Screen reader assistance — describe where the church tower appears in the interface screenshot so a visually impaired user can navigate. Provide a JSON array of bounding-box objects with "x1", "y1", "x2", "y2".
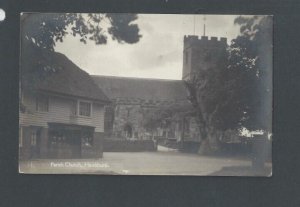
[{"x1": 182, "y1": 35, "x2": 228, "y2": 81}]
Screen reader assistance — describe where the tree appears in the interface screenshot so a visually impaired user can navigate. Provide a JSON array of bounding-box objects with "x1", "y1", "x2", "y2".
[
  {"x1": 20, "y1": 13, "x2": 141, "y2": 91},
  {"x1": 21, "y1": 13, "x2": 141, "y2": 50},
  {"x1": 228, "y1": 16, "x2": 273, "y2": 169},
  {"x1": 184, "y1": 51, "x2": 237, "y2": 154},
  {"x1": 229, "y1": 15, "x2": 272, "y2": 132},
  {"x1": 184, "y1": 15, "x2": 272, "y2": 154},
  {"x1": 142, "y1": 107, "x2": 172, "y2": 136},
  {"x1": 142, "y1": 101, "x2": 192, "y2": 139}
]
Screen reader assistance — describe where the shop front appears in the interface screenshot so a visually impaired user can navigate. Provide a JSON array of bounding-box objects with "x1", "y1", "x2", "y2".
[{"x1": 47, "y1": 123, "x2": 96, "y2": 159}]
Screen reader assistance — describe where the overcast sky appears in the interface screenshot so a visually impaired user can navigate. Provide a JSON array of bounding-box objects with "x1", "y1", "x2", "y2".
[{"x1": 55, "y1": 14, "x2": 242, "y2": 80}]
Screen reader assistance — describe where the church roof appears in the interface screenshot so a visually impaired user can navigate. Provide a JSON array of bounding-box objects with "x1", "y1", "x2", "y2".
[{"x1": 92, "y1": 75, "x2": 188, "y2": 102}]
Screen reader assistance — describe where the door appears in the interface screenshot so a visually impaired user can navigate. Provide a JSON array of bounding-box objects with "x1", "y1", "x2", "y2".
[
  {"x1": 124, "y1": 124, "x2": 133, "y2": 138},
  {"x1": 30, "y1": 128, "x2": 41, "y2": 159},
  {"x1": 67, "y1": 130, "x2": 81, "y2": 158}
]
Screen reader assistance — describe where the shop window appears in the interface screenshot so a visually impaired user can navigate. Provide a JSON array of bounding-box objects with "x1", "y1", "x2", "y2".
[
  {"x1": 36, "y1": 95, "x2": 49, "y2": 112},
  {"x1": 81, "y1": 131, "x2": 93, "y2": 147},
  {"x1": 79, "y1": 101, "x2": 92, "y2": 117},
  {"x1": 48, "y1": 130, "x2": 65, "y2": 145}
]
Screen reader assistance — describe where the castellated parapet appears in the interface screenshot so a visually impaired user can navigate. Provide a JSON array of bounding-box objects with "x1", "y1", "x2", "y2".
[
  {"x1": 182, "y1": 35, "x2": 228, "y2": 81},
  {"x1": 183, "y1": 35, "x2": 227, "y2": 50}
]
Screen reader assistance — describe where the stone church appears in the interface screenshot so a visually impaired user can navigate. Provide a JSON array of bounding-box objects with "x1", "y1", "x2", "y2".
[{"x1": 92, "y1": 35, "x2": 227, "y2": 143}]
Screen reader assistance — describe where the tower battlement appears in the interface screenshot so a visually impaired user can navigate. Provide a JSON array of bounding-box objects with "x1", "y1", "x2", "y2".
[
  {"x1": 182, "y1": 35, "x2": 228, "y2": 81},
  {"x1": 183, "y1": 35, "x2": 227, "y2": 49}
]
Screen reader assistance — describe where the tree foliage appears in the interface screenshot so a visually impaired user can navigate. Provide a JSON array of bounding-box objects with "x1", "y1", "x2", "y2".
[
  {"x1": 229, "y1": 15, "x2": 272, "y2": 131},
  {"x1": 21, "y1": 13, "x2": 141, "y2": 50},
  {"x1": 20, "y1": 13, "x2": 141, "y2": 92},
  {"x1": 142, "y1": 108, "x2": 172, "y2": 133},
  {"x1": 184, "y1": 15, "x2": 272, "y2": 148},
  {"x1": 142, "y1": 100, "x2": 194, "y2": 134},
  {"x1": 184, "y1": 49, "x2": 232, "y2": 143}
]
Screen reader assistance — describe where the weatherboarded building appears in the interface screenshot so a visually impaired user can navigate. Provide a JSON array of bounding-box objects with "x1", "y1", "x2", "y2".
[{"x1": 19, "y1": 45, "x2": 110, "y2": 159}]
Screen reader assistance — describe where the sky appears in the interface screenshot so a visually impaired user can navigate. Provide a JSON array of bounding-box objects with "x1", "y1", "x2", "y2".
[{"x1": 55, "y1": 14, "x2": 242, "y2": 80}]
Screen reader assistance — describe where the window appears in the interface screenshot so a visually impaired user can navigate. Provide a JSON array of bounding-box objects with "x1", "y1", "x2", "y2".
[
  {"x1": 115, "y1": 106, "x2": 119, "y2": 116},
  {"x1": 79, "y1": 101, "x2": 92, "y2": 117},
  {"x1": 36, "y1": 95, "x2": 49, "y2": 112},
  {"x1": 31, "y1": 130, "x2": 37, "y2": 146},
  {"x1": 71, "y1": 100, "x2": 77, "y2": 116},
  {"x1": 126, "y1": 108, "x2": 131, "y2": 118},
  {"x1": 81, "y1": 130, "x2": 93, "y2": 147},
  {"x1": 184, "y1": 119, "x2": 190, "y2": 133}
]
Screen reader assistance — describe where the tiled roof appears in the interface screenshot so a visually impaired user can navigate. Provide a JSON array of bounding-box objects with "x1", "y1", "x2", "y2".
[
  {"x1": 92, "y1": 75, "x2": 188, "y2": 102},
  {"x1": 21, "y1": 44, "x2": 110, "y2": 103}
]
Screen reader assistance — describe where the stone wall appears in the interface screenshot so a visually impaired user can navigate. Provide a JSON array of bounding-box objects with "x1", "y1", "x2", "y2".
[
  {"x1": 113, "y1": 103, "x2": 144, "y2": 138},
  {"x1": 105, "y1": 98, "x2": 202, "y2": 144},
  {"x1": 110, "y1": 99, "x2": 172, "y2": 139},
  {"x1": 182, "y1": 35, "x2": 227, "y2": 81},
  {"x1": 103, "y1": 138, "x2": 157, "y2": 152}
]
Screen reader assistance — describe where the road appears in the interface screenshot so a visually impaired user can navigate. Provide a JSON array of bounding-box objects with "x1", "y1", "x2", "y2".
[
  {"x1": 19, "y1": 145, "x2": 270, "y2": 176},
  {"x1": 100, "y1": 145, "x2": 260, "y2": 175}
]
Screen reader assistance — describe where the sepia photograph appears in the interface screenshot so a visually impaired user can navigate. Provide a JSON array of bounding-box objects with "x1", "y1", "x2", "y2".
[{"x1": 19, "y1": 13, "x2": 272, "y2": 176}]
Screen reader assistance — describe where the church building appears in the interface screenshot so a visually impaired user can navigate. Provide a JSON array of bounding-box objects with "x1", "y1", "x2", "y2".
[{"x1": 92, "y1": 35, "x2": 228, "y2": 145}]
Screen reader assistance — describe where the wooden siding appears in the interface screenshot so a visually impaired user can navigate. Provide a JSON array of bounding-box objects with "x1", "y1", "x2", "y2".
[{"x1": 19, "y1": 92, "x2": 105, "y2": 132}]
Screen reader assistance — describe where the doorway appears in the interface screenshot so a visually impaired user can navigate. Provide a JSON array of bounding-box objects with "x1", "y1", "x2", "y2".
[
  {"x1": 30, "y1": 128, "x2": 41, "y2": 159},
  {"x1": 124, "y1": 123, "x2": 133, "y2": 138}
]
